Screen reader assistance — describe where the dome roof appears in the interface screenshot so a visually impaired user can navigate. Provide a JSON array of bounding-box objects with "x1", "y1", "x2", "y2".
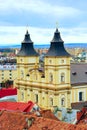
[
  {"x1": 17, "y1": 30, "x2": 39, "y2": 56},
  {"x1": 45, "y1": 28, "x2": 70, "y2": 57}
]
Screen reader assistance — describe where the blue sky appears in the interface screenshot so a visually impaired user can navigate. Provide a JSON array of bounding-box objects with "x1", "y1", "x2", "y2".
[{"x1": 0, "y1": 0, "x2": 87, "y2": 45}]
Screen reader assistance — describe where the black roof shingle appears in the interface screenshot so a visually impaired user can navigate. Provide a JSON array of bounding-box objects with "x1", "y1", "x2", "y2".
[
  {"x1": 71, "y1": 63, "x2": 87, "y2": 85},
  {"x1": 17, "y1": 30, "x2": 39, "y2": 56},
  {"x1": 45, "y1": 28, "x2": 70, "y2": 57}
]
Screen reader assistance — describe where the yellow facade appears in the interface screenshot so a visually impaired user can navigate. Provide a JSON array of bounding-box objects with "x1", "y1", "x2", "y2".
[
  {"x1": 17, "y1": 57, "x2": 87, "y2": 109},
  {"x1": 71, "y1": 85, "x2": 87, "y2": 103},
  {"x1": 16, "y1": 53, "x2": 72, "y2": 109},
  {"x1": 16, "y1": 29, "x2": 87, "y2": 109}
]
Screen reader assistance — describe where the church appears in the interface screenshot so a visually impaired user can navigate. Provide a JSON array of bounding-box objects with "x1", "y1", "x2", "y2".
[{"x1": 16, "y1": 28, "x2": 87, "y2": 109}]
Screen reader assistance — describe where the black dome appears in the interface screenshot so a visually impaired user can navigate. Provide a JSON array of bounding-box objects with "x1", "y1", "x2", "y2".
[
  {"x1": 17, "y1": 30, "x2": 39, "y2": 56},
  {"x1": 45, "y1": 28, "x2": 70, "y2": 57}
]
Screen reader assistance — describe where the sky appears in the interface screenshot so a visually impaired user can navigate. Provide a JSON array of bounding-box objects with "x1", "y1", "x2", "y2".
[{"x1": 0, "y1": 0, "x2": 87, "y2": 45}]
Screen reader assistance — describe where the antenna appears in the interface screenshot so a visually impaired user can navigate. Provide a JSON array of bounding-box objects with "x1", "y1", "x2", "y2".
[
  {"x1": 56, "y1": 21, "x2": 58, "y2": 29},
  {"x1": 26, "y1": 24, "x2": 29, "y2": 32}
]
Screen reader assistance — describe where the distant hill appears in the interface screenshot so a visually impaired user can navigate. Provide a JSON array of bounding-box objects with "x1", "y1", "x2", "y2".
[
  {"x1": 65, "y1": 43, "x2": 87, "y2": 48},
  {"x1": 0, "y1": 43, "x2": 87, "y2": 49}
]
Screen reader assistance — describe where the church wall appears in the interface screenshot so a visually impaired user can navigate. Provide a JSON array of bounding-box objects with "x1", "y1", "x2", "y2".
[
  {"x1": 16, "y1": 29, "x2": 75, "y2": 109},
  {"x1": 17, "y1": 56, "x2": 39, "y2": 64},
  {"x1": 44, "y1": 57, "x2": 71, "y2": 89}
]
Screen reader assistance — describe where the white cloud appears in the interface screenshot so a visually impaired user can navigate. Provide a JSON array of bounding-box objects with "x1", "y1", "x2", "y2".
[
  {"x1": 0, "y1": 0, "x2": 86, "y2": 45},
  {"x1": 0, "y1": 26, "x2": 54, "y2": 44},
  {"x1": 61, "y1": 27, "x2": 87, "y2": 43},
  {"x1": 0, "y1": 0, "x2": 81, "y2": 18},
  {"x1": 0, "y1": 26, "x2": 87, "y2": 45}
]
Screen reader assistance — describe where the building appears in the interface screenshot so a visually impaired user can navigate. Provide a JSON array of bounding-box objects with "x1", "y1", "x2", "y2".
[
  {"x1": 16, "y1": 28, "x2": 87, "y2": 109},
  {"x1": 0, "y1": 101, "x2": 35, "y2": 112},
  {"x1": 0, "y1": 64, "x2": 17, "y2": 87},
  {"x1": 0, "y1": 110, "x2": 87, "y2": 130}
]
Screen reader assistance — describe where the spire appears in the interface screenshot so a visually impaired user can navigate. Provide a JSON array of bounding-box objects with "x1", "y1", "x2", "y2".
[
  {"x1": 51, "y1": 28, "x2": 63, "y2": 43},
  {"x1": 56, "y1": 21, "x2": 58, "y2": 29},
  {"x1": 22, "y1": 30, "x2": 33, "y2": 43},
  {"x1": 45, "y1": 28, "x2": 70, "y2": 57},
  {"x1": 17, "y1": 30, "x2": 39, "y2": 56}
]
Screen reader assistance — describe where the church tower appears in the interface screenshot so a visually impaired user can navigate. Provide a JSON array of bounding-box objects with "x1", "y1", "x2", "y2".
[
  {"x1": 44, "y1": 28, "x2": 71, "y2": 108},
  {"x1": 16, "y1": 30, "x2": 39, "y2": 102},
  {"x1": 16, "y1": 28, "x2": 71, "y2": 109}
]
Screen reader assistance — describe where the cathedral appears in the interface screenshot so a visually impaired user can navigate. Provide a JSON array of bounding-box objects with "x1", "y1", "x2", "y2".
[{"x1": 16, "y1": 28, "x2": 87, "y2": 109}]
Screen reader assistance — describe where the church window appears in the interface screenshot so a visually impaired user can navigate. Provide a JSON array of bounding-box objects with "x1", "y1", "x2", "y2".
[
  {"x1": 61, "y1": 98, "x2": 65, "y2": 106},
  {"x1": 21, "y1": 70, "x2": 24, "y2": 78},
  {"x1": 35, "y1": 94, "x2": 38, "y2": 103},
  {"x1": 49, "y1": 60, "x2": 52, "y2": 64},
  {"x1": 35, "y1": 74, "x2": 37, "y2": 80},
  {"x1": 61, "y1": 59, "x2": 64, "y2": 63},
  {"x1": 49, "y1": 73, "x2": 53, "y2": 83},
  {"x1": 21, "y1": 92, "x2": 24, "y2": 100},
  {"x1": 2, "y1": 77, "x2": 4, "y2": 80},
  {"x1": 79, "y1": 92, "x2": 84, "y2": 101},
  {"x1": 20, "y1": 59, "x2": 23, "y2": 62},
  {"x1": 61, "y1": 73, "x2": 65, "y2": 83},
  {"x1": 2, "y1": 73, "x2": 4, "y2": 76},
  {"x1": 50, "y1": 97, "x2": 53, "y2": 106}
]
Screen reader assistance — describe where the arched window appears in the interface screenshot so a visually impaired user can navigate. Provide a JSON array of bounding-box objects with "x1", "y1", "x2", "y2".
[
  {"x1": 49, "y1": 60, "x2": 52, "y2": 64},
  {"x1": 21, "y1": 70, "x2": 24, "y2": 78},
  {"x1": 79, "y1": 92, "x2": 84, "y2": 101},
  {"x1": 49, "y1": 73, "x2": 53, "y2": 83},
  {"x1": 20, "y1": 59, "x2": 23, "y2": 62},
  {"x1": 35, "y1": 94, "x2": 38, "y2": 103},
  {"x1": 61, "y1": 73, "x2": 65, "y2": 83},
  {"x1": 61, "y1": 59, "x2": 64, "y2": 63},
  {"x1": 21, "y1": 91, "x2": 24, "y2": 100},
  {"x1": 61, "y1": 97, "x2": 65, "y2": 106},
  {"x1": 35, "y1": 74, "x2": 37, "y2": 80},
  {"x1": 50, "y1": 97, "x2": 53, "y2": 106}
]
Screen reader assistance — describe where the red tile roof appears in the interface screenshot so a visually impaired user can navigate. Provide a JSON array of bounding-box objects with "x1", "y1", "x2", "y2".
[
  {"x1": 0, "y1": 101, "x2": 34, "y2": 112},
  {"x1": 0, "y1": 111, "x2": 35, "y2": 130},
  {"x1": 0, "y1": 88, "x2": 17, "y2": 98},
  {"x1": 77, "y1": 110, "x2": 87, "y2": 126},
  {"x1": 0, "y1": 110, "x2": 87, "y2": 130},
  {"x1": 40, "y1": 109, "x2": 59, "y2": 121}
]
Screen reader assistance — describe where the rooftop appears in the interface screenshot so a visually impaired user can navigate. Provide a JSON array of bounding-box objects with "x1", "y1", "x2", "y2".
[
  {"x1": 0, "y1": 101, "x2": 34, "y2": 113},
  {"x1": 71, "y1": 101, "x2": 87, "y2": 110},
  {"x1": 17, "y1": 30, "x2": 39, "y2": 56},
  {"x1": 71, "y1": 63, "x2": 87, "y2": 85},
  {"x1": 45, "y1": 28, "x2": 70, "y2": 57},
  {"x1": 0, "y1": 88, "x2": 17, "y2": 98},
  {"x1": 0, "y1": 110, "x2": 87, "y2": 130},
  {"x1": 0, "y1": 64, "x2": 16, "y2": 70}
]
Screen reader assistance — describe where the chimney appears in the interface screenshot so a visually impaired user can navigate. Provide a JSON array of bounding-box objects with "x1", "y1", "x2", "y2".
[{"x1": 26, "y1": 117, "x2": 35, "y2": 128}]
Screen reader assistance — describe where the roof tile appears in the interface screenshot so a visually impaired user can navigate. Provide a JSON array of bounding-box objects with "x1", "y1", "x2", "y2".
[{"x1": 0, "y1": 110, "x2": 87, "y2": 130}]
